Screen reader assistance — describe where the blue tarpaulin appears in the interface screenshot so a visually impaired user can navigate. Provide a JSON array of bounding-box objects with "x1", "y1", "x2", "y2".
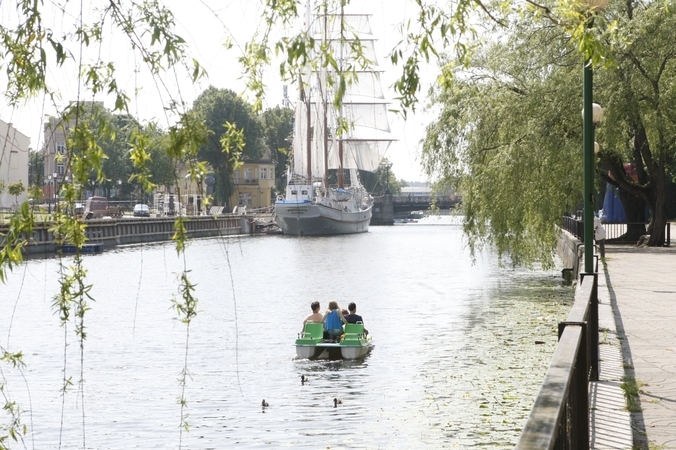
[{"x1": 602, "y1": 184, "x2": 626, "y2": 223}]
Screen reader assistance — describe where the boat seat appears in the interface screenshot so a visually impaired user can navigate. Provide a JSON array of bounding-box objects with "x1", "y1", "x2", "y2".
[
  {"x1": 296, "y1": 322, "x2": 324, "y2": 345},
  {"x1": 344, "y1": 323, "x2": 364, "y2": 336},
  {"x1": 340, "y1": 323, "x2": 365, "y2": 345}
]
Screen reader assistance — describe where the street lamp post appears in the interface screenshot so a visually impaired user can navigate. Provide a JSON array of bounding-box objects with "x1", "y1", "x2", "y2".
[
  {"x1": 582, "y1": 101, "x2": 603, "y2": 273},
  {"x1": 579, "y1": 0, "x2": 608, "y2": 388},
  {"x1": 48, "y1": 175, "x2": 52, "y2": 214},
  {"x1": 580, "y1": 0, "x2": 609, "y2": 274},
  {"x1": 52, "y1": 172, "x2": 58, "y2": 213}
]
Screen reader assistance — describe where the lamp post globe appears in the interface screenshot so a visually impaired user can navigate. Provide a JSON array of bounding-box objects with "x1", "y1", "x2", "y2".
[
  {"x1": 582, "y1": 103, "x2": 604, "y2": 124},
  {"x1": 48, "y1": 175, "x2": 52, "y2": 214}
]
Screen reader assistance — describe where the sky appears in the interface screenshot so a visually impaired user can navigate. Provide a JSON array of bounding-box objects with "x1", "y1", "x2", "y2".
[{"x1": 0, "y1": 0, "x2": 439, "y2": 182}]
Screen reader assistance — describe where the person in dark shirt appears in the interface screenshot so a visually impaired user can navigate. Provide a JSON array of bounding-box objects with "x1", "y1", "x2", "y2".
[{"x1": 344, "y1": 302, "x2": 368, "y2": 336}]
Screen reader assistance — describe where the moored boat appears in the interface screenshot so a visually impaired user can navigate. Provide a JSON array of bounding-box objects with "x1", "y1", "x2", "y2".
[
  {"x1": 274, "y1": 3, "x2": 395, "y2": 236},
  {"x1": 59, "y1": 243, "x2": 104, "y2": 253},
  {"x1": 295, "y1": 322, "x2": 373, "y2": 360}
]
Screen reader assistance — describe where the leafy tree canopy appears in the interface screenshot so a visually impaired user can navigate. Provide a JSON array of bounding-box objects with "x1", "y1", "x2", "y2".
[
  {"x1": 7, "y1": 179, "x2": 26, "y2": 200},
  {"x1": 261, "y1": 106, "x2": 294, "y2": 194},
  {"x1": 422, "y1": 0, "x2": 676, "y2": 267},
  {"x1": 191, "y1": 86, "x2": 264, "y2": 205},
  {"x1": 361, "y1": 161, "x2": 403, "y2": 195}
]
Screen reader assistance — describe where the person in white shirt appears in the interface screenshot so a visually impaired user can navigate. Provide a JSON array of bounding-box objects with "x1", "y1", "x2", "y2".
[{"x1": 594, "y1": 215, "x2": 606, "y2": 258}]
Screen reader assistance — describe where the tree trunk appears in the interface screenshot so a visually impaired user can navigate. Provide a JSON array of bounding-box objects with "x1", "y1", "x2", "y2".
[
  {"x1": 618, "y1": 188, "x2": 647, "y2": 242},
  {"x1": 647, "y1": 181, "x2": 668, "y2": 246},
  {"x1": 631, "y1": 121, "x2": 667, "y2": 246}
]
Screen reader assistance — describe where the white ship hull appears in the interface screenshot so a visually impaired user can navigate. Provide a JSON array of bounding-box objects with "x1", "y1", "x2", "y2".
[{"x1": 275, "y1": 201, "x2": 371, "y2": 236}]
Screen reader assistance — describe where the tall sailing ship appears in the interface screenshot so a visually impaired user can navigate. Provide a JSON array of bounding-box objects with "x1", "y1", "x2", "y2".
[{"x1": 274, "y1": 3, "x2": 395, "y2": 236}]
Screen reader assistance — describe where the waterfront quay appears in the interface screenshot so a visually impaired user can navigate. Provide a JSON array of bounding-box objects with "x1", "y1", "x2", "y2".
[
  {"x1": 594, "y1": 246, "x2": 676, "y2": 449},
  {"x1": 524, "y1": 229, "x2": 675, "y2": 449},
  {"x1": 0, "y1": 214, "x2": 256, "y2": 255}
]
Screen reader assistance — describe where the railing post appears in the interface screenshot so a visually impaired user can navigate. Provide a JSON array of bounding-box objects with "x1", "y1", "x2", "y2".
[
  {"x1": 667, "y1": 223, "x2": 671, "y2": 247},
  {"x1": 557, "y1": 321, "x2": 590, "y2": 450},
  {"x1": 580, "y1": 273, "x2": 599, "y2": 382},
  {"x1": 574, "y1": 321, "x2": 589, "y2": 450},
  {"x1": 590, "y1": 274, "x2": 598, "y2": 382}
]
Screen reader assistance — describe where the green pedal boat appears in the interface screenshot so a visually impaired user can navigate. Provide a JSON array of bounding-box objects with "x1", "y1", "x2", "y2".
[{"x1": 295, "y1": 323, "x2": 373, "y2": 360}]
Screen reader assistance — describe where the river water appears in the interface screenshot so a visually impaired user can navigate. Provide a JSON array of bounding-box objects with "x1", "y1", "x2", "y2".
[{"x1": 1, "y1": 216, "x2": 573, "y2": 449}]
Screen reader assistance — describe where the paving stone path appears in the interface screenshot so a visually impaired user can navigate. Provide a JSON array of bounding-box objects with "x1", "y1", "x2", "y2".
[{"x1": 592, "y1": 246, "x2": 676, "y2": 449}]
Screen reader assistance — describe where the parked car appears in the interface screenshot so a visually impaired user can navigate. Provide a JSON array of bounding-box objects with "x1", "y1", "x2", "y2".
[{"x1": 133, "y1": 204, "x2": 150, "y2": 217}]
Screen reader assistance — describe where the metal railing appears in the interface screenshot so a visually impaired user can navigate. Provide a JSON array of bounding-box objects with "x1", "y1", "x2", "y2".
[
  {"x1": 516, "y1": 273, "x2": 598, "y2": 450},
  {"x1": 562, "y1": 216, "x2": 671, "y2": 246}
]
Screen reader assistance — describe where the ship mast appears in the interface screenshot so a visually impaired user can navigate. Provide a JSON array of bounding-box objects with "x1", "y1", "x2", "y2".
[
  {"x1": 337, "y1": 0, "x2": 345, "y2": 189},
  {"x1": 305, "y1": 1, "x2": 312, "y2": 182},
  {"x1": 323, "y1": 8, "x2": 329, "y2": 189}
]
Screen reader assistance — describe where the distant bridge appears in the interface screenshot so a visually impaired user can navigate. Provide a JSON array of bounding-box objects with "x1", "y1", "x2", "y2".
[
  {"x1": 370, "y1": 194, "x2": 462, "y2": 225},
  {"x1": 391, "y1": 195, "x2": 461, "y2": 214}
]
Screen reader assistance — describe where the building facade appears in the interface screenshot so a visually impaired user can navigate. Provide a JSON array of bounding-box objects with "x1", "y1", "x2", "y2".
[
  {"x1": 230, "y1": 150, "x2": 275, "y2": 210},
  {"x1": 0, "y1": 119, "x2": 30, "y2": 207},
  {"x1": 42, "y1": 102, "x2": 105, "y2": 202},
  {"x1": 42, "y1": 115, "x2": 69, "y2": 179}
]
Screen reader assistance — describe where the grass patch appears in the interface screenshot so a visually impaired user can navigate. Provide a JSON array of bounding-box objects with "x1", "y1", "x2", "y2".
[{"x1": 620, "y1": 376, "x2": 643, "y2": 413}]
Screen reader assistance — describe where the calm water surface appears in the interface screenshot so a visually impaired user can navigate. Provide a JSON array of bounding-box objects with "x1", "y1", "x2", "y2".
[{"x1": 1, "y1": 217, "x2": 573, "y2": 449}]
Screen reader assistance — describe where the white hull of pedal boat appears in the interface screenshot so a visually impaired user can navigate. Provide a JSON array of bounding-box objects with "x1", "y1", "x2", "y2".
[
  {"x1": 295, "y1": 322, "x2": 373, "y2": 360},
  {"x1": 340, "y1": 342, "x2": 374, "y2": 359},
  {"x1": 295, "y1": 341, "x2": 374, "y2": 360},
  {"x1": 295, "y1": 342, "x2": 342, "y2": 360}
]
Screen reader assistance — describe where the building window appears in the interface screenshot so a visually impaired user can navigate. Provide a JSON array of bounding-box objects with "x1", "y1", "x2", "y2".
[
  {"x1": 56, "y1": 142, "x2": 66, "y2": 155},
  {"x1": 238, "y1": 192, "x2": 252, "y2": 206},
  {"x1": 57, "y1": 163, "x2": 65, "y2": 175},
  {"x1": 260, "y1": 167, "x2": 267, "y2": 180},
  {"x1": 244, "y1": 168, "x2": 252, "y2": 180}
]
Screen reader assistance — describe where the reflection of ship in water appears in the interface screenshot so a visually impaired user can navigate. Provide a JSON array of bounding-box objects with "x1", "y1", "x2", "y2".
[{"x1": 274, "y1": 2, "x2": 395, "y2": 236}]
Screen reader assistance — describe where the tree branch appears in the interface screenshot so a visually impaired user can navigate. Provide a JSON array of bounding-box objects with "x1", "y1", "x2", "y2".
[
  {"x1": 473, "y1": 0, "x2": 508, "y2": 27},
  {"x1": 522, "y1": 0, "x2": 562, "y2": 26}
]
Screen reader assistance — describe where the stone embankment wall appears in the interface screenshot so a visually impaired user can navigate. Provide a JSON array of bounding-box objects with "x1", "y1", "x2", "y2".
[
  {"x1": 1, "y1": 214, "x2": 255, "y2": 255},
  {"x1": 371, "y1": 194, "x2": 394, "y2": 225},
  {"x1": 557, "y1": 228, "x2": 584, "y2": 280}
]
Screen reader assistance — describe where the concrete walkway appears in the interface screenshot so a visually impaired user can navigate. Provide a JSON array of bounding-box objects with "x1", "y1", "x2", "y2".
[{"x1": 591, "y1": 246, "x2": 676, "y2": 449}]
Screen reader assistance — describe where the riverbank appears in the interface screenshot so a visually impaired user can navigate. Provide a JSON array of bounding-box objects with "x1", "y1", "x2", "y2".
[
  {"x1": 0, "y1": 214, "x2": 257, "y2": 255},
  {"x1": 554, "y1": 231, "x2": 675, "y2": 449}
]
